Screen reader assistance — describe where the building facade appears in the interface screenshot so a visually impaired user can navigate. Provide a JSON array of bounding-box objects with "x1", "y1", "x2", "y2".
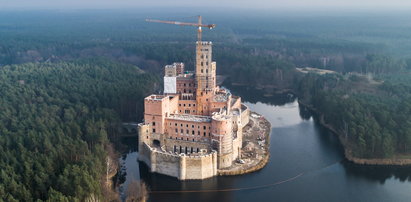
[{"x1": 138, "y1": 41, "x2": 250, "y2": 180}]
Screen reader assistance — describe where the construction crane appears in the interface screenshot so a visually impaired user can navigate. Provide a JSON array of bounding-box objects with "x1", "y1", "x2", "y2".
[{"x1": 145, "y1": 16, "x2": 216, "y2": 43}]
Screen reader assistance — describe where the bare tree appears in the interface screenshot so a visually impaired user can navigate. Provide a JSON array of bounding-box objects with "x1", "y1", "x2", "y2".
[{"x1": 126, "y1": 180, "x2": 148, "y2": 202}]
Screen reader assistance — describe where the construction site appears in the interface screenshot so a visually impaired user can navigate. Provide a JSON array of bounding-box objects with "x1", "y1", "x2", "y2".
[{"x1": 137, "y1": 16, "x2": 270, "y2": 180}]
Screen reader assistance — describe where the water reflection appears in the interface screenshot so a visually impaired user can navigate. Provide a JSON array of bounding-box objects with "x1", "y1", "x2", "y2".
[{"x1": 342, "y1": 160, "x2": 411, "y2": 184}]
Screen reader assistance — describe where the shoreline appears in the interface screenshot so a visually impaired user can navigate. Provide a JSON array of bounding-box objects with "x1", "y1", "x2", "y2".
[
  {"x1": 218, "y1": 112, "x2": 271, "y2": 176},
  {"x1": 298, "y1": 100, "x2": 411, "y2": 166}
]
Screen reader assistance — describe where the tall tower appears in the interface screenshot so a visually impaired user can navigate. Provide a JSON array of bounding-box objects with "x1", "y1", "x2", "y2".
[{"x1": 195, "y1": 41, "x2": 216, "y2": 115}]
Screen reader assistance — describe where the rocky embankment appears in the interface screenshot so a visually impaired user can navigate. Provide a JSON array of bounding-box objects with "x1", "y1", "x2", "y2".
[
  {"x1": 218, "y1": 112, "x2": 271, "y2": 176},
  {"x1": 298, "y1": 100, "x2": 411, "y2": 166}
]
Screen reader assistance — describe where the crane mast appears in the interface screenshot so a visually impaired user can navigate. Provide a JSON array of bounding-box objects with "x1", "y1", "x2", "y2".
[{"x1": 146, "y1": 16, "x2": 216, "y2": 115}]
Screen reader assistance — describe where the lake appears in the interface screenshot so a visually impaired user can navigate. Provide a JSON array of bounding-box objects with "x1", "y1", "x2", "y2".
[{"x1": 118, "y1": 89, "x2": 411, "y2": 202}]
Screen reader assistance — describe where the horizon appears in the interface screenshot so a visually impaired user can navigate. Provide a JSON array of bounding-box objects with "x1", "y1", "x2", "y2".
[{"x1": 1, "y1": 0, "x2": 411, "y2": 13}]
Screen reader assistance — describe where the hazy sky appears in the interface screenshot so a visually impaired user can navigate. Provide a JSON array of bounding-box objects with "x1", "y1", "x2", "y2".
[{"x1": 1, "y1": 0, "x2": 411, "y2": 10}]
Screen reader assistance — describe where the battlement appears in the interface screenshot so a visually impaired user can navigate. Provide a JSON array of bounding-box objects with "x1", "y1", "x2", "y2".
[
  {"x1": 145, "y1": 94, "x2": 167, "y2": 101},
  {"x1": 139, "y1": 142, "x2": 218, "y2": 180},
  {"x1": 196, "y1": 41, "x2": 213, "y2": 46}
]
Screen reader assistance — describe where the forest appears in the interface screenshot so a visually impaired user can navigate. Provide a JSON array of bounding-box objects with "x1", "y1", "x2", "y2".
[
  {"x1": 296, "y1": 71, "x2": 411, "y2": 158},
  {"x1": 1, "y1": 9, "x2": 411, "y2": 201},
  {"x1": 0, "y1": 59, "x2": 158, "y2": 201}
]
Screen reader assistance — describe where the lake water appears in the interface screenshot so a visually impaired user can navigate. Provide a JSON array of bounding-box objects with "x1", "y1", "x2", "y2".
[{"x1": 119, "y1": 90, "x2": 411, "y2": 202}]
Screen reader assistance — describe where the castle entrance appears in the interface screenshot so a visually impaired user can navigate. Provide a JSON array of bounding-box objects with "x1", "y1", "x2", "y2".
[{"x1": 152, "y1": 140, "x2": 160, "y2": 147}]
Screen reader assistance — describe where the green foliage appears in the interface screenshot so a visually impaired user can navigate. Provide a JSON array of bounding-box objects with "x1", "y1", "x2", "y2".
[
  {"x1": 297, "y1": 72, "x2": 411, "y2": 158},
  {"x1": 0, "y1": 60, "x2": 157, "y2": 201}
]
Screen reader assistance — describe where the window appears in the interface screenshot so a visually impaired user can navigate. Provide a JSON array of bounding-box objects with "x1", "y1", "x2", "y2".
[
  {"x1": 192, "y1": 130, "x2": 195, "y2": 135},
  {"x1": 189, "y1": 104, "x2": 191, "y2": 107},
  {"x1": 152, "y1": 122, "x2": 155, "y2": 126},
  {"x1": 153, "y1": 129, "x2": 156, "y2": 133},
  {"x1": 198, "y1": 131, "x2": 200, "y2": 135},
  {"x1": 193, "y1": 104, "x2": 196, "y2": 106},
  {"x1": 186, "y1": 130, "x2": 189, "y2": 134},
  {"x1": 175, "y1": 129, "x2": 178, "y2": 133},
  {"x1": 203, "y1": 132, "x2": 206, "y2": 137},
  {"x1": 181, "y1": 129, "x2": 183, "y2": 133},
  {"x1": 179, "y1": 104, "x2": 181, "y2": 106},
  {"x1": 206, "y1": 69, "x2": 208, "y2": 73},
  {"x1": 201, "y1": 62, "x2": 203, "y2": 66},
  {"x1": 203, "y1": 126, "x2": 206, "y2": 130},
  {"x1": 183, "y1": 104, "x2": 186, "y2": 107},
  {"x1": 184, "y1": 83, "x2": 186, "y2": 87},
  {"x1": 175, "y1": 123, "x2": 177, "y2": 126},
  {"x1": 186, "y1": 124, "x2": 189, "y2": 127}
]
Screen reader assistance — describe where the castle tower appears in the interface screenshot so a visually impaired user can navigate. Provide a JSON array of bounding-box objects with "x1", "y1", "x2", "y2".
[
  {"x1": 211, "y1": 115, "x2": 233, "y2": 169},
  {"x1": 195, "y1": 41, "x2": 216, "y2": 115}
]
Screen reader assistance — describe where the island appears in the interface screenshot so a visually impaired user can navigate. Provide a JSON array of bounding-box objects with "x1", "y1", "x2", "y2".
[{"x1": 137, "y1": 40, "x2": 270, "y2": 180}]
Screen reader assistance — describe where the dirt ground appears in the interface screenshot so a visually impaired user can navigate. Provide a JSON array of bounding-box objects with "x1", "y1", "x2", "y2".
[{"x1": 219, "y1": 112, "x2": 271, "y2": 173}]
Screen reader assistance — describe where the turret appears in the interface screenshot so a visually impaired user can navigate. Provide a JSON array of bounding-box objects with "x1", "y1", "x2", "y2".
[{"x1": 211, "y1": 113, "x2": 233, "y2": 168}]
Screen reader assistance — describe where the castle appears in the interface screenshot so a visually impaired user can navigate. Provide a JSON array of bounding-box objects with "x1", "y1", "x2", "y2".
[{"x1": 138, "y1": 41, "x2": 250, "y2": 180}]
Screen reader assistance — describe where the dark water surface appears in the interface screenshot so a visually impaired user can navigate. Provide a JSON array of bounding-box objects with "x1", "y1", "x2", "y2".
[{"x1": 119, "y1": 91, "x2": 411, "y2": 202}]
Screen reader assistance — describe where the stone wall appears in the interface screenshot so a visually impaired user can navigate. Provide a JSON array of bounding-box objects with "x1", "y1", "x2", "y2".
[
  {"x1": 240, "y1": 104, "x2": 250, "y2": 126},
  {"x1": 138, "y1": 142, "x2": 218, "y2": 180},
  {"x1": 164, "y1": 138, "x2": 211, "y2": 153}
]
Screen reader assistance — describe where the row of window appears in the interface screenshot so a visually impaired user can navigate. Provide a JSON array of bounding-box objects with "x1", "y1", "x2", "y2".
[
  {"x1": 180, "y1": 83, "x2": 193, "y2": 87},
  {"x1": 200, "y1": 68, "x2": 210, "y2": 73},
  {"x1": 174, "y1": 145, "x2": 201, "y2": 154},
  {"x1": 179, "y1": 109, "x2": 195, "y2": 114},
  {"x1": 178, "y1": 89, "x2": 193, "y2": 94},
  {"x1": 173, "y1": 129, "x2": 211, "y2": 137},
  {"x1": 169, "y1": 123, "x2": 210, "y2": 130},
  {"x1": 179, "y1": 103, "x2": 195, "y2": 107},
  {"x1": 200, "y1": 62, "x2": 209, "y2": 67}
]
